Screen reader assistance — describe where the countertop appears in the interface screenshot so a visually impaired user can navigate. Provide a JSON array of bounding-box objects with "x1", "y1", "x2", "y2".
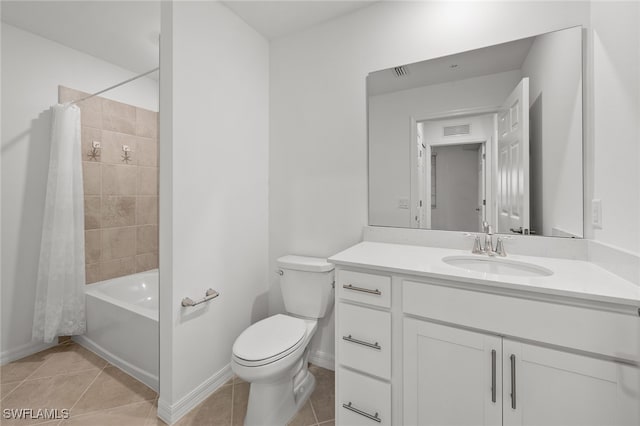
[{"x1": 328, "y1": 241, "x2": 640, "y2": 308}]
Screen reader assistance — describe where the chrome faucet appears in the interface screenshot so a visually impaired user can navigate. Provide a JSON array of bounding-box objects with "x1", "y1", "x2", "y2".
[{"x1": 470, "y1": 222, "x2": 507, "y2": 257}]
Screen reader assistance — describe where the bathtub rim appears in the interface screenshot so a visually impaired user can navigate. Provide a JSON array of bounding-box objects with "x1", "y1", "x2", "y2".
[{"x1": 85, "y1": 269, "x2": 159, "y2": 322}]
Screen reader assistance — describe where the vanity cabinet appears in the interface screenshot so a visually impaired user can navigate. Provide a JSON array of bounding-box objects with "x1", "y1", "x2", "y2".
[
  {"x1": 404, "y1": 318, "x2": 639, "y2": 426},
  {"x1": 403, "y1": 318, "x2": 502, "y2": 426},
  {"x1": 332, "y1": 257, "x2": 639, "y2": 426}
]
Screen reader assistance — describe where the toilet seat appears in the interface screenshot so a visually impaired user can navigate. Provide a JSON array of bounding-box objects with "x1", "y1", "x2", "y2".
[{"x1": 233, "y1": 314, "x2": 307, "y2": 367}]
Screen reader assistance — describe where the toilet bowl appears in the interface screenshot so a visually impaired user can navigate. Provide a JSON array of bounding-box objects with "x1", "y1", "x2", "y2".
[{"x1": 231, "y1": 255, "x2": 334, "y2": 426}]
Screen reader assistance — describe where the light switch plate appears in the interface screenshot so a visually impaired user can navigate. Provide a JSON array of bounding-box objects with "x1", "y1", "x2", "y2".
[{"x1": 592, "y1": 199, "x2": 602, "y2": 229}]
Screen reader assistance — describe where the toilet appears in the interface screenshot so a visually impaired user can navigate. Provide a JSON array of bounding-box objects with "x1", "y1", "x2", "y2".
[{"x1": 231, "y1": 255, "x2": 334, "y2": 426}]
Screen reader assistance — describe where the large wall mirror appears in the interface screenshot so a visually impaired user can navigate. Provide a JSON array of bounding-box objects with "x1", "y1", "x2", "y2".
[{"x1": 368, "y1": 26, "x2": 583, "y2": 238}]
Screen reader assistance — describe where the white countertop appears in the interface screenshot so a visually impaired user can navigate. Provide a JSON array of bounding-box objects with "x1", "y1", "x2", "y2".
[{"x1": 328, "y1": 242, "x2": 640, "y2": 308}]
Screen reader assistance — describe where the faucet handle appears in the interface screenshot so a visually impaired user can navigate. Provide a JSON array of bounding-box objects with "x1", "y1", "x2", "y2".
[
  {"x1": 495, "y1": 237, "x2": 507, "y2": 257},
  {"x1": 472, "y1": 235, "x2": 483, "y2": 254}
]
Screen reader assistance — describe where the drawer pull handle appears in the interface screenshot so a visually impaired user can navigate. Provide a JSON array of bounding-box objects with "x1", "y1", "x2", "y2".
[
  {"x1": 491, "y1": 349, "x2": 496, "y2": 403},
  {"x1": 343, "y1": 334, "x2": 381, "y2": 350},
  {"x1": 510, "y1": 354, "x2": 517, "y2": 409},
  {"x1": 343, "y1": 284, "x2": 381, "y2": 295},
  {"x1": 342, "y1": 402, "x2": 381, "y2": 423}
]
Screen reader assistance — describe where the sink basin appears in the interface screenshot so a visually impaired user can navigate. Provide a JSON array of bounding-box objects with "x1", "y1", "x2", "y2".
[{"x1": 442, "y1": 256, "x2": 553, "y2": 277}]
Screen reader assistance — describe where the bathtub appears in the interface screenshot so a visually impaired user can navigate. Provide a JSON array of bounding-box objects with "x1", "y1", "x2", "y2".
[{"x1": 74, "y1": 269, "x2": 159, "y2": 391}]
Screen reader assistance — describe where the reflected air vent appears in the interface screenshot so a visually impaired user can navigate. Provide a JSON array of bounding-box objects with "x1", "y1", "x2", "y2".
[
  {"x1": 443, "y1": 124, "x2": 470, "y2": 136},
  {"x1": 393, "y1": 65, "x2": 409, "y2": 77}
]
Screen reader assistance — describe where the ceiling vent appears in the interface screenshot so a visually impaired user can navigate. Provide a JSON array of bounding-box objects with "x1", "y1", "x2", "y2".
[
  {"x1": 443, "y1": 124, "x2": 471, "y2": 137},
  {"x1": 393, "y1": 65, "x2": 409, "y2": 77}
]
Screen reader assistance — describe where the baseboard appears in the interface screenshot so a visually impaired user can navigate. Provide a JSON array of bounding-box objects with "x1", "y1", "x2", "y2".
[
  {"x1": 73, "y1": 335, "x2": 158, "y2": 392},
  {"x1": 309, "y1": 349, "x2": 335, "y2": 371},
  {"x1": 0, "y1": 341, "x2": 56, "y2": 366},
  {"x1": 157, "y1": 363, "x2": 233, "y2": 425}
]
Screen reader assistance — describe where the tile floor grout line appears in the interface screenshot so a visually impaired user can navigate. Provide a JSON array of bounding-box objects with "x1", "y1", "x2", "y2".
[
  {"x1": 308, "y1": 397, "x2": 319, "y2": 425},
  {"x1": 67, "y1": 362, "x2": 109, "y2": 413},
  {"x1": 19, "y1": 366, "x2": 106, "y2": 384},
  {"x1": 230, "y1": 379, "x2": 235, "y2": 426}
]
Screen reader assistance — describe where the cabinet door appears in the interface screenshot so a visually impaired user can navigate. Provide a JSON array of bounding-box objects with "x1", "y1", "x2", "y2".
[
  {"x1": 503, "y1": 339, "x2": 639, "y2": 426},
  {"x1": 403, "y1": 318, "x2": 502, "y2": 426}
]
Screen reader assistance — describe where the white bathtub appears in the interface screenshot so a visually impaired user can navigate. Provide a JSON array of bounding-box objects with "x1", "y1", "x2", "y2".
[{"x1": 74, "y1": 270, "x2": 159, "y2": 391}]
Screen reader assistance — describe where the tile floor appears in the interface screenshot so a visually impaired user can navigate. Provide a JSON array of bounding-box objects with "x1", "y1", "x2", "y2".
[{"x1": 1, "y1": 342, "x2": 335, "y2": 426}]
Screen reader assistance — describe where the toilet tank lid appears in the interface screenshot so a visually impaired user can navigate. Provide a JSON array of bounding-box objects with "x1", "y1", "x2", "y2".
[{"x1": 277, "y1": 255, "x2": 334, "y2": 272}]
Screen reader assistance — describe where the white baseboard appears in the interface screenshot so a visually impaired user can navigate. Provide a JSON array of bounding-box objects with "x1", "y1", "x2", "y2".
[
  {"x1": 0, "y1": 341, "x2": 56, "y2": 366},
  {"x1": 309, "y1": 349, "x2": 334, "y2": 371},
  {"x1": 73, "y1": 335, "x2": 158, "y2": 392},
  {"x1": 157, "y1": 363, "x2": 233, "y2": 425}
]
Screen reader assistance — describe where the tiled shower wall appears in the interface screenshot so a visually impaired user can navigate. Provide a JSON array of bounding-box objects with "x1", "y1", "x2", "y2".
[{"x1": 59, "y1": 86, "x2": 158, "y2": 284}]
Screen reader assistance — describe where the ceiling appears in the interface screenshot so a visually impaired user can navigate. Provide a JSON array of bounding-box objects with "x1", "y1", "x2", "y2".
[
  {"x1": 223, "y1": 1, "x2": 376, "y2": 40},
  {"x1": 1, "y1": 1, "x2": 161, "y2": 75},
  {"x1": 1, "y1": 1, "x2": 375, "y2": 76},
  {"x1": 367, "y1": 37, "x2": 535, "y2": 96}
]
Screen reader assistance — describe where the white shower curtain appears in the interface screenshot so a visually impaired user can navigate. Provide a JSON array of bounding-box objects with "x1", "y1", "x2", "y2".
[{"x1": 32, "y1": 104, "x2": 86, "y2": 343}]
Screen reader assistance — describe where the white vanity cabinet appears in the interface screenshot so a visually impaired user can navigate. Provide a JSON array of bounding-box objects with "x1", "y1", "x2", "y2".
[
  {"x1": 404, "y1": 318, "x2": 639, "y2": 426},
  {"x1": 331, "y1": 242, "x2": 640, "y2": 426}
]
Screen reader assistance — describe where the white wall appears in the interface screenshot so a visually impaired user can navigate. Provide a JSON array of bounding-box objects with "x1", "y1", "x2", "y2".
[
  {"x1": 0, "y1": 23, "x2": 158, "y2": 363},
  {"x1": 590, "y1": 1, "x2": 640, "y2": 254},
  {"x1": 521, "y1": 26, "x2": 583, "y2": 238},
  {"x1": 158, "y1": 1, "x2": 269, "y2": 422},
  {"x1": 369, "y1": 71, "x2": 519, "y2": 228},
  {"x1": 270, "y1": 0, "x2": 591, "y2": 364}
]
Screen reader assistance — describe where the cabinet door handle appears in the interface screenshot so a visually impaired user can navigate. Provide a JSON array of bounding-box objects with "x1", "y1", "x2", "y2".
[
  {"x1": 510, "y1": 354, "x2": 517, "y2": 409},
  {"x1": 342, "y1": 402, "x2": 382, "y2": 423},
  {"x1": 342, "y1": 284, "x2": 381, "y2": 295},
  {"x1": 342, "y1": 334, "x2": 381, "y2": 350},
  {"x1": 491, "y1": 349, "x2": 497, "y2": 403}
]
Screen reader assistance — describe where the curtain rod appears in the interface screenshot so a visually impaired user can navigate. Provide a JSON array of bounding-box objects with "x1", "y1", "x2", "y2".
[{"x1": 68, "y1": 67, "x2": 159, "y2": 105}]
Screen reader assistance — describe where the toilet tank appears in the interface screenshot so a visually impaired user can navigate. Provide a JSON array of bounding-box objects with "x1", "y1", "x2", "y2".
[{"x1": 277, "y1": 255, "x2": 335, "y2": 319}]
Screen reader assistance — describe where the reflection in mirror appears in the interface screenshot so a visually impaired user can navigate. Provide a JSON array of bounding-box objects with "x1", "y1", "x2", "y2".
[{"x1": 368, "y1": 26, "x2": 583, "y2": 237}]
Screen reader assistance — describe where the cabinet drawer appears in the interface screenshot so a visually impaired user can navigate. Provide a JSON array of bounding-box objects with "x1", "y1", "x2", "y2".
[
  {"x1": 338, "y1": 367, "x2": 391, "y2": 426},
  {"x1": 338, "y1": 270, "x2": 391, "y2": 308},
  {"x1": 403, "y1": 280, "x2": 639, "y2": 362},
  {"x1": 338, "y1": 302, "x2": 391, "y2": 379}
]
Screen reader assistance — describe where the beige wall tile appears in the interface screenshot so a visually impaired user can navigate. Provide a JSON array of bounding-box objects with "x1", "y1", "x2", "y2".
[
  {"x1": 102, "y1": 164, "x2": 137, "y2": 196},
  {"x1": 136, "y1": 137, "x2": 158, "y2": 167},
  {"x1": 102, "y1": 196, "x2": 136, "y2": 228},
  {"x1": 81, "y1": 126, "x2": 102, "y2": 162},
  {"x1": 102, "y1": 227, "x2": 136, "y2": 261},
  {"x1": 137, "y1": 167, "x2": 158, "y2": 195},
  {"x1": 100, "y1": 257, "x2": 136, "y2": 281},
  {"x1": 101, "y1": 130, "x2": 137, "y2": 165},
  {"x1": 102, "y1": 98, "x2": 136, "y2": 134},
  {"x1": 136, "y1": 253, "x2": 158, "y2": 272},
  {"x1": 84, "y1": 197, "x2": 101, "y2": 229},
  {"x1": 136, "y1": 225, "x2": 158, "y2": 255},
  {"x1": 83, "y1": 162, "x2": 101, "y2": 195},
  {"x1": 85, "y1": 230, "x2": 101, "y2": 264},
  {"x1": 136, "y1": 108, "x2": 158, "y2": 139},
  {"x1": 59, "y1": 86, "x2": 83, "y2": 104},
  {"x1": 136, "y1": 197, "x2": 158, "y2": 225},
  {"x1": 59, "y1": 86, "x2": 102, "y2": 128},
  {"x1": 86, "y1": 263, "x2": 100, "y2": 284}
]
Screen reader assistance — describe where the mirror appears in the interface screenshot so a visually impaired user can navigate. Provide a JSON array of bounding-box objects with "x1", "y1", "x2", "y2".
[{"x1": 368, "y1": 26, "x2": 583, "y2": 237}]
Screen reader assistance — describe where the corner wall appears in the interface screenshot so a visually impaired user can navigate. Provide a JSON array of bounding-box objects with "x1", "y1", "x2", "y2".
[
  {"x1": 269, "y1": 0, "x2": 592, "y2": 366},
  {"x1": 158, "y1": 2, "x2": 269, "y2": 422}
]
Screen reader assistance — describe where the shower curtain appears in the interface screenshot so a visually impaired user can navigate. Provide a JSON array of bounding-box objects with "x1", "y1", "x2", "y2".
[{"x1": 32, "y1": 104, "x2": 86, "y2": 343}]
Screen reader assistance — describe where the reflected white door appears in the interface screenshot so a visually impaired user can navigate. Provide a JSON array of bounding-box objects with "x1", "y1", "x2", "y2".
[{"x1": 497, "y1": 78, "x2": 529, "y2": 234}]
